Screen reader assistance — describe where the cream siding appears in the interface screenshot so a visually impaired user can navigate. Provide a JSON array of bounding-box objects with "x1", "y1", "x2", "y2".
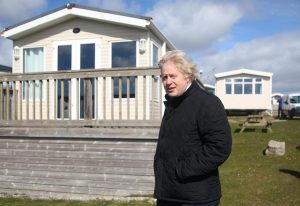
[
  {"x1": 11, "y1": 17, "x2": 166, "y2": 120},
  {"x1": 215, "y1": 73, "x2": 272, "y2": 110}
]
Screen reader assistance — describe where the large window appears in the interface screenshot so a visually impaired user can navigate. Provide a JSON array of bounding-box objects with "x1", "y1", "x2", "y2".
[
  {"x1": 111, "y1": 41, "x2": 136, "y2": 98},
  {"x1": 152, "y1": 43, "x2": 159, "y2": 66},
  {"x1": 225, "y1": 77, "x2": 262, "y2": 95},
  {"x1": 23, "y1": 47, "x2": 44, "y2": 100}
]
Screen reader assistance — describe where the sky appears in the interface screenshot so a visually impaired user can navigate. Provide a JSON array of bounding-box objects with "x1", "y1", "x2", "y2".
[{"x1": 0, "y1": 0, "x2": 300, "y2": 94}]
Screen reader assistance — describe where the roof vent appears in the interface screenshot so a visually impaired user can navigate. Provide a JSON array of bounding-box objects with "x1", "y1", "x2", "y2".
[{"x1": 66, "y1": 3, "x2": 75, "y2": 9}]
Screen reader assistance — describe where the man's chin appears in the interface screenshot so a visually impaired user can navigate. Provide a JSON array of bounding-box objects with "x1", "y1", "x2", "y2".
[{"x1": 168, "y1": 93, "x2": 178, "y2": 97}]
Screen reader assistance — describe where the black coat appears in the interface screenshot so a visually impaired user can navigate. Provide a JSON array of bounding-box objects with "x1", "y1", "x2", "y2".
[{"x1": 154, "y1": 80, "x2": 232, "y2": 203}]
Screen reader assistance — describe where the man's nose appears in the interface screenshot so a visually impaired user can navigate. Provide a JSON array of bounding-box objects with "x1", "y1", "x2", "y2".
[{"x1": 165, "y1": 77, "x2": 172, "y2": 85}]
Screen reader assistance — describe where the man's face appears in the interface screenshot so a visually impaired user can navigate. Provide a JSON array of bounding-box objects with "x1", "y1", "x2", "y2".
[{"x1": 161, "y1": 60, "x2": 191, "y2": 97}]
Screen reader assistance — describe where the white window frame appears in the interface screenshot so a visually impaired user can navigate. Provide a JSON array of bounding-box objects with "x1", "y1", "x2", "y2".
[
  {"x1": 109, "y1": 40, "x2": 138, "y2": 99},
  {"x1": 21, "y1": 46, "x2": 46, "y2": 101},
  {"x1": 151, "y1": 41, "x2": 160, "y2": 67},
  {"x1": 225, "y1": 77, "x2": 263, "y2": 95},
  {"x1": 53, "y1": 39, "x2": 101, "y2": 120}
]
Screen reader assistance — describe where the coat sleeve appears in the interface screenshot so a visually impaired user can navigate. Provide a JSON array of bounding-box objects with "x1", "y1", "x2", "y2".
[{"x1": 176, "y1": 95, "x2": 232, "y2": 180}]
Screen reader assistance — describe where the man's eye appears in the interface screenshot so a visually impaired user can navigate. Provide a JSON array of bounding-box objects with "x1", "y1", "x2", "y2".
[{"x1": 170, "y1": 75, "x2": 176, "y2": 79}]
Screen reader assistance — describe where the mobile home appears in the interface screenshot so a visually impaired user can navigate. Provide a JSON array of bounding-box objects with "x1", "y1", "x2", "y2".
[{"x1": 215, "y1": 68, "x2": 273, "y2": 114}]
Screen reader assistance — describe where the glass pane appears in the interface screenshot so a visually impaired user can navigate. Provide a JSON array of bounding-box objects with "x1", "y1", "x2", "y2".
[
  {"x1": 112, "y1": 41, "x2": 136, "y2": 67},
  {"x1": 225, "y1": 84, "x2": 232, "y2": 94},
  {"x1": 81, "y1": 44, "x2": 95, "y2": 69},
  {"x1": 152, "y1": 44, "x2": 159, "y2": 66},
  {"x1": 255, "y1": 84, "x2": 262, "y2": 94},
  {"x1": 234, "y1": 78, "x2": 243, "y2": 82},
  {"x1": 57, "y1": 45, "x2": 71, "y2": 119},
  {"x1": 244, "y1": 84, "x2": 252, "y2": 94},
  {"x1": 234, "y1": 84, "x2": 243, "y2": 94},
  {"x1": 23, "y1": 47, "x2": 44, "y2": 73},
  {"x1": 80, "y1": 44, "x2": 95, "y2": 119},
  {"x1": 57, "y1": 79, "x2": 70, "y2": 119},
  {"x1": 225, "y1": 78, "x2": 232, "y2": 82},
  {"x1": 244, "y1": 78, "x2": 252, "y2": 82},
  {"x1": 58, "y1": 45, "x2": 71, "y2": 70},
  {"x1": 23, "y1": 47, "x2": 43, "y2": 100},
  {"x1": 112, "y1": 41, "x2": 136, "y2": 98},
  {"x1": 256, "y1": 78, "x2": 262, "y2": 82},
  {"x1": 291, "y1": 96, "x2": 300, "y2": 103}
]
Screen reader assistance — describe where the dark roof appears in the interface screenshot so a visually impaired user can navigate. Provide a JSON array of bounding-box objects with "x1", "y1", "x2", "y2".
[
  {"x1": 2, "y1": 3, "x2": 152, "y2": 32},
  {"x1": 0, "y1": 64, "x2": 12, "y2": 73}
]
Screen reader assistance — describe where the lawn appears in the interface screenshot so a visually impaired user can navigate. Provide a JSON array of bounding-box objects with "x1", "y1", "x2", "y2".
[{"x1": 0, "y1": 118, "x2": 299, "y2": 206}]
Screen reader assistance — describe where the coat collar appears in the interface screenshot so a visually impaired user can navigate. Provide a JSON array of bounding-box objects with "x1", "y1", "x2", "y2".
[{"x1": 164, "y1": 80, "x2": 197, "y2": 107}]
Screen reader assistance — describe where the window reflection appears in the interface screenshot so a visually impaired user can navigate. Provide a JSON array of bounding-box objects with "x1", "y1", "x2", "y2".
[{"x1": 112, "y1": 41, "x2": 136, "y2": 98}]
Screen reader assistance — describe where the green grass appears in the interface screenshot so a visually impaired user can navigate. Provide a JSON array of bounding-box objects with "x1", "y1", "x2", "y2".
[
  {"x1": 0, "y1": 118, "x2": 299, "y2": 206},
  {"x1": 220, "y1": 118, "x2": 300, "y2": 206}
]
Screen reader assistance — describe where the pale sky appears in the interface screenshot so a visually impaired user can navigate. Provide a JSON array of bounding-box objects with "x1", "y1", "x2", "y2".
[{"x1": 0, "y1": 0, "x2": 300, "y2": 94}]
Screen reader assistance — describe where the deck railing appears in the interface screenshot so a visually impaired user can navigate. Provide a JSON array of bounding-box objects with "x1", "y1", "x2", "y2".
[{"x1": 0, "y1": 67, "x2": 163, "y2": 128}]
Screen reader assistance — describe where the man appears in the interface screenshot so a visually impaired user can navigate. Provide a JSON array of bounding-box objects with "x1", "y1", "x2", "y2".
[
  {"x1": 277, "y1": 96, "x2": 283, "y2": 119},
  {"x1": 154, "y1": 50, "x2": 232, "y2": 206}
]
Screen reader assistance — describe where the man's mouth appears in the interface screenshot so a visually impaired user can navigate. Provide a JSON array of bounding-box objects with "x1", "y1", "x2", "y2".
[{"x1": 167, "y1": 87, "x2": 175, "y2": 92}]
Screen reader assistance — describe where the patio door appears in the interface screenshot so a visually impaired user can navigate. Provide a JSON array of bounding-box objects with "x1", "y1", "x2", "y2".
[
  {"x1": 79, "y1": 43, "x2": 95, "y2": 119},
  {"x1": 57, "y1": 45, "x2": 72, "y2": 119},
  {"x1": 55, "y1": 40, "x2": 99, "y2": 119}
]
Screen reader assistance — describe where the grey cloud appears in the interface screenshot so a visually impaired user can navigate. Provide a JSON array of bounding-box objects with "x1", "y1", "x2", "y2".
[
  {"x1": 198, "y1": 31, "x2": 300, "y2": 94},
  {"x1": 0, "y1": 0, "x2": 47, "y2": 28},
  {"x1": 147, "y1": 0, "x2": 244, "y2": 52},
  {"x1": 84, "y1": 0, "x2": 141, "y2": 14}
]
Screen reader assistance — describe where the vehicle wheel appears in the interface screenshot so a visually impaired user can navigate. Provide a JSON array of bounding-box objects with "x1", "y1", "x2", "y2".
[{"x1": 289, "y1": 110, "x2": 295, "y2": 119}]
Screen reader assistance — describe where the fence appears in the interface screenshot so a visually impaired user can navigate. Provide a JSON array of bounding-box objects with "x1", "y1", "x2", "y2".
[{"x1": 0, "y1": 67, "x2": 163, "y2": 128}]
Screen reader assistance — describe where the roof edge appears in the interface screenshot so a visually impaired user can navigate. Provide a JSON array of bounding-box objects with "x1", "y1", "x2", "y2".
[
  {"x1": 215, "y1": 68, "x2": 273, "y2": 78},
  {"x1": 1, "y1": 2, "x2": 152, "y2": 34}
]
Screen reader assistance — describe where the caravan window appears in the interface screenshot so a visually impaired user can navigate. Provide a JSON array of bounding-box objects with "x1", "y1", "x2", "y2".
[
  {"x1": 23, "y1": 47, "x2": 44, "y2": 100},
  {"x1": 111, "y1": 41, "x2": 136, "y2": 98},
  {"x1": 225, "y1": 77, "x2": 263, "y2": 95}
]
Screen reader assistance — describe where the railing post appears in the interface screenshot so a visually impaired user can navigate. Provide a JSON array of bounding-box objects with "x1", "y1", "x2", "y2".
[
  {"x1": 13, "y1": 81, "x2": 18, "y2": 120},
  {"x1": 0, "y1": 67, "x2": 162, "y2": 126},
  {"x1": 84, "y1": 78, "x2": 93, "y2": 120},
  {"x1": 39, "y1": 80, "x2": 42, "y2": 120},
  {"x1": 19, "y1": 81, "x2": 22, "y2": 120},
  {"x1": 0, "y1": 82, "x2": 3, "y2": 120},
  {"x1": 26, "y1": 80, "x2": 29, "y2": 120},
  {"x1": 46, "y1": 80, "x2": 49, "y2": 120},
  {"x1": 33, "y1": 80, "x2": 36, "y2": 120}
]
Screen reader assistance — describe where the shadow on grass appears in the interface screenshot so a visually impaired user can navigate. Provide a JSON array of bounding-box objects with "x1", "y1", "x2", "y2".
[{"x1": 279, "y1": 169, "x2": 300, "y2": 179}]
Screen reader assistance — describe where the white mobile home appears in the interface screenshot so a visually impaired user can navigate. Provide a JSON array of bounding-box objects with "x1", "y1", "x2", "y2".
[
  {"x1": 0, "y1": 3, "x2": 175, "y2": 200},
  {"x1": 215, "y1": 68, "x2": 273, "y2": 114},
  {"x1": 0, "y1": 3, "x2": 175, "y2": 121}
]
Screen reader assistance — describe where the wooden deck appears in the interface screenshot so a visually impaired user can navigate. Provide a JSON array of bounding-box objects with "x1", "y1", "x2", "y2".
[
  {"x1": 0, "y1": 67, "x2": 162, "y2": 199},
  {"x1": 0, "y1": 131, "x2": 158, "y2": 200},
  {"x1": 0, "y1": 67, "x2": 163, "y2": 128}
]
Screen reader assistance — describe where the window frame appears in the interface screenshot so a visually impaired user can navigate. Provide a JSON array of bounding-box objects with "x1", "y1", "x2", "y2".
[
  {"x1": 110, "y1": 40, "x2": 138, "y2": 99},
  {"x1": 22, "y1": 46, "x2": 45, "y2": 101},
  {"x1": 151, "y1": 41, "x2": 160, "y2": 67},
  {"x1": 225, "y1": 77, "x2": 263, "y2": 95}
]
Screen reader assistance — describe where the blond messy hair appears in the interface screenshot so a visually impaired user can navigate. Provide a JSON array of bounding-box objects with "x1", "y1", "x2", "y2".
[{"x1": 158, "y1": 50, "x2": 199, "y2": 81}]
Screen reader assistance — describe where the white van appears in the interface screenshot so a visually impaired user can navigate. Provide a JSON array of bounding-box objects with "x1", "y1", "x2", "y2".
[{"x1": 282, "y1": 93, "x2": 300, "y2": 118}]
